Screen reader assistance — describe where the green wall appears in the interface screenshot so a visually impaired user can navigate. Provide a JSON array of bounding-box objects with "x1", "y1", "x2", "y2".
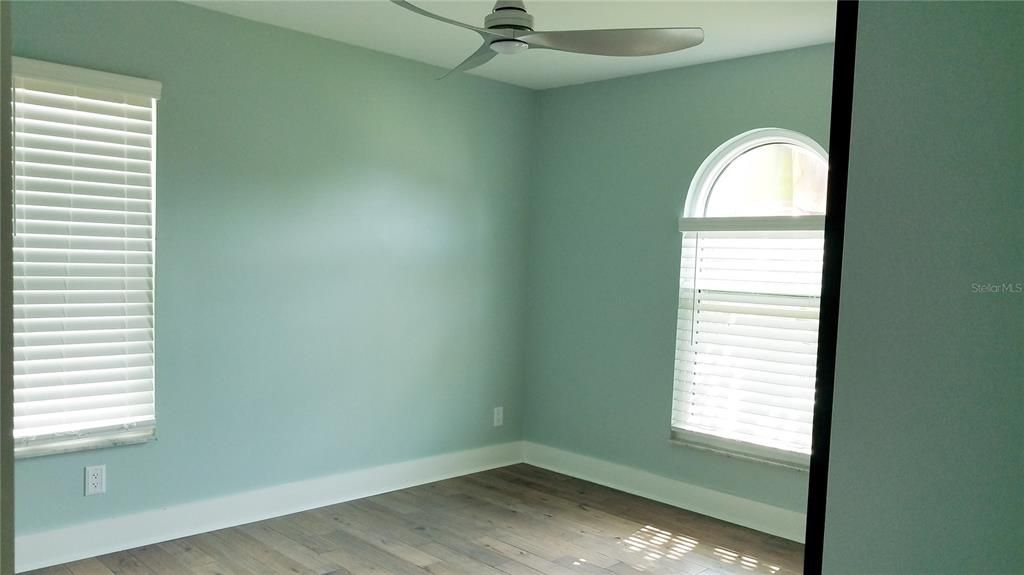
[
  {"x1": 15, "y1": 2, "x2": 1022, "y2": 568},
  {"x1": 524, "y1": 45, "x2": 834, "y2": 513},
  {"x1": 12, "y1": 1, "x2": 535, "y2": 534},
  {"x1": 822, "y1": 2, "x2": 1024, "y2": 573},
  {"x1": 12, "y1": 0, "x2": 841, "y2": 538}
]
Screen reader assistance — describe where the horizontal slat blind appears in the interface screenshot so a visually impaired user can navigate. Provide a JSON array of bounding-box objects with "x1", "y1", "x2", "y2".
[
  {"x1": 672, "y1": 229, "x2": 823, "y2": 456},
  {"x1": 13, "y1": 65, "x2": 159, "y2": 457}
]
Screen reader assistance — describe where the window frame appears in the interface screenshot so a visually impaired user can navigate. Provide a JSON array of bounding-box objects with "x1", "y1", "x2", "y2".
[
  {"x1": 12, "y1": 58, "x2": 161, "y2": 459},
  {"x1": 683, "y1": 128, "x2": 828, "y2": 220},
  {"x1": 671, "y1": 128, "x2": 828, "y2": 470}
]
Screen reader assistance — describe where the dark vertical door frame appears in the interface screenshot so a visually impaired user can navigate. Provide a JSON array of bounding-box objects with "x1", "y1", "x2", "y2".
[{"x1": 803, "y1": 2, "x2": 859, "y2": 574}]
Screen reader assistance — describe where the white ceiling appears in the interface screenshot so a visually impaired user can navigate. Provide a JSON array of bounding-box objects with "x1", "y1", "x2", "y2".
[{"x1": 189, "y1": 1, "x2": 836, "y2": 90}]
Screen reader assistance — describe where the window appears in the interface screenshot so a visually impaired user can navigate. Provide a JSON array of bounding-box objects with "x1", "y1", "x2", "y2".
[
  {"x1": 672, "y1": 128, "x2": 827, "y2": 468},
  {"x1": 12, "y1": 59, "x2": 161, "y2": 457}
]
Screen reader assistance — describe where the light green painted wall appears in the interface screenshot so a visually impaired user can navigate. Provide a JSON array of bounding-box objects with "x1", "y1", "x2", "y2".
[
  {"x1": 15, "y1": 3, "x2": 1022, "y2": 565},
  {"x1": 822, "y1": 2, "x2": 1024, "y2": 573},
  {"x1": 12, "y1": 0, "x2": 841, "y2": 537},
  {"x1": 524, "y1": 45, "x2": 834, "y2": 513},
  {"x1": 12, "y1": 1, "x2": 535, "y2": 534}
]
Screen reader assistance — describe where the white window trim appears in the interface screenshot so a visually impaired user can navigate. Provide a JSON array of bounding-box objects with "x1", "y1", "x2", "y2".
[
  {"x1": 678, "y1": 215, "x2": 825, "y2": 233},
  {"x1": 14, "y1": 429, "x2": 156, "y2": 460},
  {"x1": 672, "y1": 128, "x2": 828, "y2": 470},
  {"x1": 12, "y1": 57, "x2": 161, "y2": 100},
  {"x1": 683, "y1": 128, "x2": 828, "y2": 218},
  {"x1": 670, "y1": 428, "x2": 811, "y2": 471},
  {"x1": 12, "y1": 59, "x2": 161, "y2": 458}
]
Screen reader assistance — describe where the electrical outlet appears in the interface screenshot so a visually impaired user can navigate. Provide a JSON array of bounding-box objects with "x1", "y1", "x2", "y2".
[
  {"x1": 493, "y1": 406, "x2": 504, "y2": 427},
  {"x1": 85, "y1": 465, "x2": 106, "y2": 496}
]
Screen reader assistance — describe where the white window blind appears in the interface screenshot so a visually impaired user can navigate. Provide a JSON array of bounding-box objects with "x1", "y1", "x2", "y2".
[
  {"x1": 672, "y1": 224, "x2": 823, "y2": 465},
  {"x1": 12, "y1": 58, "x2": 161, "y2": 457}
]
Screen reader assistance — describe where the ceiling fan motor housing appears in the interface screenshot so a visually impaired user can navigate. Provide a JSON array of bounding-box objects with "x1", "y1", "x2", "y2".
[{"x1": 485, "y1": 0, "x2": 534, "y2": 31}]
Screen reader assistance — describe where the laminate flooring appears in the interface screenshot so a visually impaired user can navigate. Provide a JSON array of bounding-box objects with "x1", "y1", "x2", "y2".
[{"x1": 28, "y1": 464, "x2": 803, "y2": 575}]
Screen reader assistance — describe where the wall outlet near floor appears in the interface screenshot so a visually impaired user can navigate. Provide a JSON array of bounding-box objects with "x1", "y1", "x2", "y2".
[
  {"x1": 85, "y1": 465, "x2": 106, "y2": 496},
  {"x1": 493, "y1": 406, "x2": 504, "y2": 427}
]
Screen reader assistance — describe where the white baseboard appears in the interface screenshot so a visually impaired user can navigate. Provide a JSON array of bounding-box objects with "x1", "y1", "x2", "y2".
[
  {"x1": 17, "y1": 440, "x2": 804, "y2": 572},
  {"x1": 521, "y1": 442, "x2": 806, "y2": 543},
  {"x1": 15, "y1": 441, "x2": 525, "y2": 573}
]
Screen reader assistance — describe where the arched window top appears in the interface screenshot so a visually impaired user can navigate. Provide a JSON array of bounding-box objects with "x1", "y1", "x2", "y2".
[{"x1": 684, "y1": 128, "x2": 828, "y2": 219}]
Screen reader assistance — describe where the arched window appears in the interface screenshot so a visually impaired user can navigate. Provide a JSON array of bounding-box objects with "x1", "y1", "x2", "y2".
[{"x1": 672, "y1": 128, "x2": 827, "y2": 467}]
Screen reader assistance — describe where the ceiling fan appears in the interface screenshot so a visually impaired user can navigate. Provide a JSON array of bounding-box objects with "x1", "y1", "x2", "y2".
[{"x1": 391, "y1": 0, "x2": 705, "y2": 77}]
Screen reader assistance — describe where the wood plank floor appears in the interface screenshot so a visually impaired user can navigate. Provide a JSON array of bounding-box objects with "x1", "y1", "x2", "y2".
[{"x1": 28, "y1": 464, "x2": 803, "y2": 575}]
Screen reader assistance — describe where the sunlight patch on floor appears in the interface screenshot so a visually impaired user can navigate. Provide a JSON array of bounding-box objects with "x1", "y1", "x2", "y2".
[{"x1": 623, "y1": 524, "x2": 784, "y2": 573}]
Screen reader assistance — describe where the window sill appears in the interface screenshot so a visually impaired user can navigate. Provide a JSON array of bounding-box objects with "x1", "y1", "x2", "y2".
[
  {"x1": 669, "y1": 428, "x2": 809, "y2": 472},
  {"x1": 15, "y1": 429, "x2": 156, "y2": 460}
]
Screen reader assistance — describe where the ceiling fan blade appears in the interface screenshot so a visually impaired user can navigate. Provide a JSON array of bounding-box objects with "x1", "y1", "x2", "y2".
[
  {"x1": 391, "y1": 0, "x2": 502, "y2": 39},
  {"x1": 519, "y1": 28, "x2": 704, "y2": 57},
  {"x1": 440, "y1": 42, "x2": 497, "y2": 79}
]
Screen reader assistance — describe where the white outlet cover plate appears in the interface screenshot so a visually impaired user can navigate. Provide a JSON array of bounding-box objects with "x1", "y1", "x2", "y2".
[{"x1": 85, "y1": 465, "x2": 106, "y2": 496}]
